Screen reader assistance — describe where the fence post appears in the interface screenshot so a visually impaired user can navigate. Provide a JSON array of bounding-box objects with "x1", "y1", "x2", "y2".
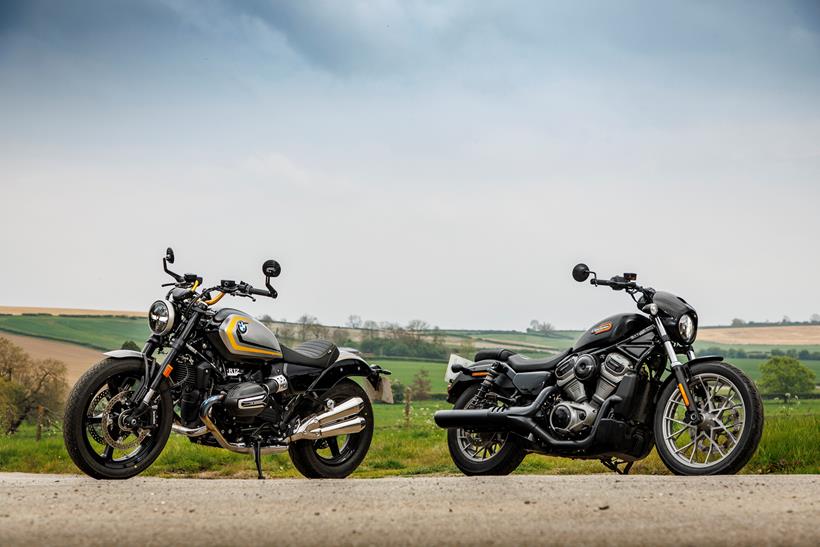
[
  {"x1": 35, "y1": 405, "x2": 44, "y2": 441},
  {"x1": 404, "y1": 387, "x2": 412, "y2": 427}
]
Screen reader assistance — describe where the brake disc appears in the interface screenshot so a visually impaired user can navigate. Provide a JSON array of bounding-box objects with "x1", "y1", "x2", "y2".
[
  {"x1": 86, "y1": 390, "x2": 111, "y2": 444},
  {"x1": 101, "y1": 391, "x2": 148, "y2": 451}
]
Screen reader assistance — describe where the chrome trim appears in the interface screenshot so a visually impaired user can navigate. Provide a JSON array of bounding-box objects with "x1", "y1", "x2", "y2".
[
  {"x1": 148, "y1": 299, "x2": 175, "y2": 336},
  {"x1": 199, "y1": 394, "x2": 287, "y2": 455},
  {"x1": 171, "y1": 422, "x2": 208, "y2": 437},
  {"x1": 289, "y1": 417, "x2": 366, "y2": 441}
]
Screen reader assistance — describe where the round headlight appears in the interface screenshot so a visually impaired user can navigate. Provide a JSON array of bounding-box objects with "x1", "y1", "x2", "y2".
[
  {"x1": 148, "y1": 300, "x2": 175, "y2": 335},
  {"x1": 678, "y1": 314, "x2": 696, "y2": 343}
]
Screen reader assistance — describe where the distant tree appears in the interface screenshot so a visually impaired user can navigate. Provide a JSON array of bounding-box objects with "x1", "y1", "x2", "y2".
[
  {"x1": 758, "y1": 356, "x2": 816, "y2": 399},
  {"x1": 781, "y1": 315, "x2": 791, "y2": 324},
  {"x1": 406, "y1": 319, "x2": 430, "y2": 339},
  {"x1": 362, "y1": 320, "x2": 379, "y2": 336},
  {"x1": 528, "y1": 320, "x2": 554, "y2": 335},
  {"x1": 730, "y1": 318, "x2": 746, "y2": 327},
  {"x1": 121, "y1": 340, "x2": 140, "y2": 351},
  {"x1": 0, "y1": 339, "x2": 68, "y2": 435},
  {"x1": 811, "y1": 313, "x2": 820, "y2": 324},
  {"x1": 409, "y1": 369, "x2": 432, "y2": 400},
  {"x1": 258, "y1": 314, "x2": 274, "y2": 323},
  {"x1": 391, "y1": 380, "x2": 406, "y2": 403},
  {"x1": 297, "y1": 314, "x2": 319, "y2": 341},
  {"x1": 346, "y1": 315, "x2": 362, "y2": 329}
]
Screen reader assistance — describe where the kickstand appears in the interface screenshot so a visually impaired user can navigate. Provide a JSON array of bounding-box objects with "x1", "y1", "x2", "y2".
[
  {"x1": 601, "y1": 458, "x2": 633, "y2": 475},
  {"x1": 253, "y1": 439, "x2": 264, "y2": 480}
]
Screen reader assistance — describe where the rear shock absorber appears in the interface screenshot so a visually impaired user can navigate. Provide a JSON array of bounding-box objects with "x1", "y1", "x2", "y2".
[{"x1": 470, "y1": 361, "x2": 502, "y2": 408}]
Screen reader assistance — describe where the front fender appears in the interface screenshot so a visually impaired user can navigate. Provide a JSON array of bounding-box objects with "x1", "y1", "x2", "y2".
[{"x1": 104, "y1": 349, "x2": 145, "y2": 359}]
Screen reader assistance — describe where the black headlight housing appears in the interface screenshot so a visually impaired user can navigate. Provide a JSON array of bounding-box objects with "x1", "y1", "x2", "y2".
[
  {"x1": 148, "y1": 299, "x2": 175, "y2": 335},
  {"x1": 654, "y1": 291, "x2": 698, "y2": 345}
]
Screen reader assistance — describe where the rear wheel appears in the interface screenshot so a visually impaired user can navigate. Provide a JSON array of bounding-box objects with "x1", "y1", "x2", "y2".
[
  {"x1": 654, "y1": 362, "x2": 763, "y2": 475},
  {"x1": 446, "y1": 385, "x2": 526, "y2": 476},
  {"x1": 288, "y1": 379, "x2": 374, "y2": 479},
  {"x1": 63, "y1": 358, "x2": 173, "y2": 480}
]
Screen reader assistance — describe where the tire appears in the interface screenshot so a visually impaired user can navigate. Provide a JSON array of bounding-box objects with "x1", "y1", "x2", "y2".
[
  {"x1": 446, "y1": 384, "x2": 527, "y2": 476},
  {"x1": 63, "y1": 358, "x2": 173, "y2": 480},
  {"x1": 288, "y1": 379, "x2": 374, "y2": 479},
  {"x1": 654, "y1": 361, "x2": 763, "y2": 475}
]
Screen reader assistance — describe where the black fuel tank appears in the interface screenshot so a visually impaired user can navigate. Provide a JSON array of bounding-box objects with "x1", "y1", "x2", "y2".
[{"x1": 574, "y1": 313, "x2": 652, "y2": 353}]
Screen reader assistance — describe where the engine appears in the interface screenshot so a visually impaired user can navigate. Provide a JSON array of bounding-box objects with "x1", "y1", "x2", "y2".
[{"x1": 549, "y1": 352, "x2": 631, "y2": 435}]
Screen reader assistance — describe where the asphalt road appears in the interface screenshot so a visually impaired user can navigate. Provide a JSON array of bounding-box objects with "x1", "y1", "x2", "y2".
[{"x1": 0, "y1": 473, "x2": 817, "y2": 546}]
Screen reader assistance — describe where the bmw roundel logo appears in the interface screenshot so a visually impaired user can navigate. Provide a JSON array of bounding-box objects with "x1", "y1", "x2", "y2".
[{"x1": 237, "y1": 321, "x2": 248, "y2": 334}]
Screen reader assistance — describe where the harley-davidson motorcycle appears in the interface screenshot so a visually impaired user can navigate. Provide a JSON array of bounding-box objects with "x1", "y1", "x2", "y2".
[
  {"x1": 64, "y1": 248, "x2": 389, "y2": 480},
  {"x1": 435, "y1": 264, "x2": 763, "y2": 476}
]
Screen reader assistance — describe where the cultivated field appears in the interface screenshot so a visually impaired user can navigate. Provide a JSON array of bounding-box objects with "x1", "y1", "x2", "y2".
[
  {"x1": 698, "y1": 325, "x2": 820, "y2": 346},
  {"x1": 0, "y1": 333, "x2": 103, "y2": 386},
  {"x1": 0, "y1": 306, "x2": 145, "y2": 317}
]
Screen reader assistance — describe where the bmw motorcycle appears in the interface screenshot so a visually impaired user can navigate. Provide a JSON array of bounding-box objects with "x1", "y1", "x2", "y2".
[
  {"x1": 64, "y1": 248, "x2": 389, "y2": 480},
  {"x1": 434, "y1": 264, "x2": 763, "y2": 476}
]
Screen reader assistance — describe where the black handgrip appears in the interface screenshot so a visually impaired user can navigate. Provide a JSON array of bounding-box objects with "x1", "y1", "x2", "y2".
[{"x1": 248, "y1": 286, "x2": 270, "y2": 297}]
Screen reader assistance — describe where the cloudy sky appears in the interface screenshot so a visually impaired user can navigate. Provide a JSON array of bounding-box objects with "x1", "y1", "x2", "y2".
[{"x1": 1, "y1": 1, "x2": 819, "y2": 330}]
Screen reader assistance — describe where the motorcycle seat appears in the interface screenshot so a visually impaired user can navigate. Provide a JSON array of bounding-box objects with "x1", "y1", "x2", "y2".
[
  {"x1": 281, "y1": 340, "x2": 340, "y2": 368},
  {"x1": 474, "y1": 347, "x2": 571, "y2": 372},
  {"x1": 507, "y1": 350, "x2": 570, "y2": 372}
]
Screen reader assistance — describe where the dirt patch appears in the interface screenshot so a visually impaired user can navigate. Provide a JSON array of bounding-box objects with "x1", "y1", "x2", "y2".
[
  {"x1": 698, "y1": 325, "x2": 820, "y2": 346},
  {"x1": 0, "y1": 306, "x2": 145, "y2": 317},
  {"x1": 0, "y1": 333, "x2": 103, "y2": 386}
]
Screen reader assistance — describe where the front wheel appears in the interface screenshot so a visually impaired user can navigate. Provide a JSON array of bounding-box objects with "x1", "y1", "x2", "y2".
[
  {"x1": 63, "y1": 358, "x2": 173, "y2": 480},
  {"x1": 446, "y1": 384, "x2": 526, "y2": 476},
  {"x1": 288, "y1": 379, "x2": 374, "y2": 479},
  {"x1": 654, "y1": 362, "x2": 763, "y2": 475}
]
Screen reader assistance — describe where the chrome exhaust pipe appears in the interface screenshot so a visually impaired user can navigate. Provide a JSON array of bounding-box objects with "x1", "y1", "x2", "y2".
[
  {"x1": 199, "y1": 394, "x2": 287, "y2": 455},
  {"x1": 288, "y1": 417, "x2": 366, "y2": 442},
  {"x1": 171, "y1": 422, "x2": 209, "y2": 437},
  {"x1": 286, "y1": 397, "x2": 366, "y2": 442}
]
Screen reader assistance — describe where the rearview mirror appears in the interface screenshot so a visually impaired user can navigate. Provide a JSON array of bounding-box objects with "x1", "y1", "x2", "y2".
[
  {"x1": 262, "y1": 259, "x2": 281, "y2": 278},
  {"x1": 572, "y1": 263, "x2": 590, "y2": 282},
  {"x1": 165, "y1": 247, "x2": 175, "y2": 264}
]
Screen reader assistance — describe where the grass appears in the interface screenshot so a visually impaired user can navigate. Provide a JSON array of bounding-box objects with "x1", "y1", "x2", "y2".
[
  {"x1": 370, "y1": 359, "x2": 449, "y2": 394},
  {"x1": 1, "y1": 400, "x2": 816, "y2": 478},
  {"x1": 0, "y1": 315, "x2": 149, "y2": 351}
]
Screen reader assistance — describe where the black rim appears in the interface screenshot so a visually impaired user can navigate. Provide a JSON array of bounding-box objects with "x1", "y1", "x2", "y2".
[{"x1": 80, "y1": 371, "x2": 164, "y2": 470}]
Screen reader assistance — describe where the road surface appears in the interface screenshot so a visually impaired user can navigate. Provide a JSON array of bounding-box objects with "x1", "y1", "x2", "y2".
[{"x1": 0, "y1": 473, "x2": 816, "y2": 546}]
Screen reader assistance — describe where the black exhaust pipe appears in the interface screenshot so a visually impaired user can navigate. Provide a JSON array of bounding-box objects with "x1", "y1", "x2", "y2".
[{"x1": 434, "y1": 387, "x2": 622, "y2": 449}]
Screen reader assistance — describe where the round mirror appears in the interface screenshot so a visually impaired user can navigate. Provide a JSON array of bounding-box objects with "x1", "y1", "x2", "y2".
[
  {"x1": 572, "y1": 263, "x2": 590, "y2": 282},
  {"x1": 262, "y1": 259, "x2": 281, "y2": 278},
  {"x1": 165, "y1": 247, "x2": 175, "y2": 264}
]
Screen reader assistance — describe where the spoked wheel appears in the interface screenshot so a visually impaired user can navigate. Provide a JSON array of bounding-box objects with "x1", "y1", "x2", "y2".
[
  {"x1": 64, "y1": 358, "x2": 173, "y2": 479},
  {"x1": 446, "y1": 385, "x2": 526, "y2": 476},
  {"x1": 654, "y1": 362, "x2": 763, "y2": 475},
  {"x1": 288, "y1": 379, "x2": 374, "y2": 479}
]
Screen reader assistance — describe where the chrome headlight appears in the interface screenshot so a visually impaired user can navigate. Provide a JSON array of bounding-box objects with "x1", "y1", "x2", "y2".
[
  {"x1": 148, "y1": 299, "x2": 175, "y2": 335},
  {"x1": 678, "y1": 314, "x2": 696, "y2": 343}
]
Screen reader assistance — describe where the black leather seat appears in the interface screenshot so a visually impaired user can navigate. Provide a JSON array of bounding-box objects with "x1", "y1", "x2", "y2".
[
  {"x1": 507, "y1": 349, "x2": 571, "y2": 372},
  {"x1": 474, "y1": 347, "x2": 571, "y2": 372},
  {"x1": 281, "y1": 340, "x2": 340, "y2": 368},
  {"x1": 474, "y1": 348, "x2": 516, "y2": 362}
]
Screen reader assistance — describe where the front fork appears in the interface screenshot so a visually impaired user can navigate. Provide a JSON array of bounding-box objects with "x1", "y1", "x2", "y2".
[
  {"x1": 653, "y1": 316, "x2": 702, "y2": 425},
  {"x1": 125, "y1": 308, "x2": 202, "y2": 427}
]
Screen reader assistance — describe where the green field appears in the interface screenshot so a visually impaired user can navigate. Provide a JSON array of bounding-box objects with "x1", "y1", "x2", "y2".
[
  {"x1": 0, "y1": 315, "x2": 149, "y2": 351},
  {"x1": 1, "y1": 400, "x2": 816, "y2": 477},
  {"x1": 469, "y1": 331, "x2": 581, "y2": 350},
  {"x1": 370, "y1": 359, "x2": 449, "y2": 394}
]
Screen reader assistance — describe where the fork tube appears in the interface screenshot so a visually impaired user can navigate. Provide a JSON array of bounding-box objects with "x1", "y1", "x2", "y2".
[{"x1": 653, "y1": 317, "x2": 701, "y2": 422}]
